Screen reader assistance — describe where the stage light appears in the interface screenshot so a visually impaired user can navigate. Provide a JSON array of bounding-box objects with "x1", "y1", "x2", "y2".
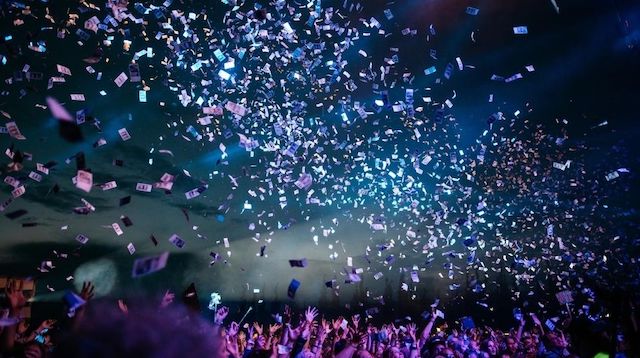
[{"x1": 73, "y1": 258, "x2": 117, "y2": 297}]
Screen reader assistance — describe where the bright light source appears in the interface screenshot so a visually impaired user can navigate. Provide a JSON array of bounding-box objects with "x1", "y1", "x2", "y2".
[
  {"x1": 73, "y1": 259, "x2": 117, "y2": 297},
  {"x1": 208, "y1": 292, "x2": 222, "y2": 310}
]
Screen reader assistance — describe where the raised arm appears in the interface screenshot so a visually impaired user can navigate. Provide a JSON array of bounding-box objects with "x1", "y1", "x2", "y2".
[
  {"x1": 291, "y1": 307, "x2": 318, "y2": 357},
  {"x1": 70, "y1": 281, "x2": 95, "y2": 330},
  {"x1": 212, "y1": 306, "x2": 229, "y2": 337},
  {"x1": 419, "y1": 311, "x2": 438, "y2": 347},
  {"x1": 336, "y1": 331, "x2": 366, "y2": 358},
  {"x1": 0, "y1": 280, "x2": 26, "y2": 353},
  {"x1": 278, "y1": 306, "x2": 294, "y2": 358},
  {"x1": 515, "y1": 316, "x2": 525, "y2": 342},
  {"x1": 225, "y1": 323, "x2": 241, "y2": 358},
  {"x1": 407, "y1": 323, "x2": 420, "y2": 358},
  {"x1": 266, "y1": 323, "x2": 281, "y2": 350},
  {"x1": 312, "y1": 318, "x2": 331, "y2": 358},
  {"x1": 529, "y1": 313, "x2": 545, "y2": 335},
  {"x1": 159, "y1": 289, "x2": 175, "y2": 309}
]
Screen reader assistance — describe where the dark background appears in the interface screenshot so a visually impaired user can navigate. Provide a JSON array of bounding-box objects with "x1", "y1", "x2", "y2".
[{"x1": 0, "y1": 0, "x2": 639, "y2": 329}]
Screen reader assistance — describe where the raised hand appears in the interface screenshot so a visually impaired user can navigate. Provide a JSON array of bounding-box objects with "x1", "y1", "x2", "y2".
[
  {"x1": 557, "y1": 331, "x2": 568, "y2": 347},
  {"x1": 351, "y1": 315, "x2": 360, "y2": 330},
  {"x1": 283, "y1": 305, "x2": 292, "y2": 323},
  {"x1": 18, "y1": 320, "x2": 30, "y2": 334},
  {"x1": 38, "y1": 319, "x2": 56, "y2": 331},
  {"x1": 530, "y1": 313, "x2": 541, "y2": 326},
  {"x1": 320, "y1": 318, "x2": 332, "y2": 334},
  {"x1": 352, "y1": 331, "x2": 368, "y2": 346},
  {"x1": 225, "y1": 335, "x2": 240, "y2": 358},
  {"x1": 305, "y1": 306, "x2": 319, "y2": 323},
  {"x1": 215, "y1": 306, "x2": 229, "y2": 324},
  {"x1": 390, "y1": 323, "x2": 400, "y2": 335},
  {"x1": 332, "y1": 316, "x2": 343, "y2": 331},
  {"x1": 425, "y1": 307, "x2": 435, "y2": 321},
  {"x1": 79, "y1": 281, "x2": 95, "y2": 301},
  {"x1": 5, "y1": 280, "x2": 27, "y2": 313},
  {"x1": 268, "y1": 323, "x2": 281, "y2": 335},
  {"x1": 228, "y1": 321, "x2": 239, "y2": 337},
  {"x1": 317, "y1": 324, "x2": 327, "y2": 340},
  {"x1": 301, "y1": 323, "x2": 311, "y2": 340},
  {"x1": 160, "y1": 290, "x2": 175, "y2": 308},
  {"x1": 407, "y1": 323, "x2": 418, "y2": 340},
  {"x1": 253, "y1": 322, "x2": 264, "y2": 336},
  {"x1": 380, "y1": 324, "x2": 390, "y2": 337},
  {"x1": 117, "y1": 299, "x2": 129, "y2": 314},
  {"x1": 288, "y1": 323, "x2": 302, "y2": 340}
]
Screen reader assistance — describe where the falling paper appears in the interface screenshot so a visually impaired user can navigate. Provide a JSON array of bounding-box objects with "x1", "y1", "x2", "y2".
[
  {"x1": 6, "y1": 122, "x2": 26, "y2": 140},
  {"x1": 132, "y1": 252, "x2": 169, "y2": 278},
  {"x1": 46, "y1": 96, "x2": 73, "y2": 121},
  {"x1": 75, "y1": 234, "x2": 89, "y2": 244},
  {"x1": 118, "y1": 128, "x2": 131, "y2": 141},
  {"x1": 136, "y1": 183, "x2": 153, "y2": 192},
  {"x1": 114, "y1": 72, "x2": 128, "y2": 87},
  {"x1": 75, "y1": 170, "x2": 93, "y2": 192},
  {"x1": 169, "y1": 234, "x2": 185, "y2": 248},
  {"x1": 513, "y1": 26, "x2": 529, "y2": 35}
]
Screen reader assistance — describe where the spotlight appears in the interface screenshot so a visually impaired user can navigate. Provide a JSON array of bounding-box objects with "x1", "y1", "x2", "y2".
[{"x1": 73, "y1": 259, "x2": 117, "y2": 297}]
